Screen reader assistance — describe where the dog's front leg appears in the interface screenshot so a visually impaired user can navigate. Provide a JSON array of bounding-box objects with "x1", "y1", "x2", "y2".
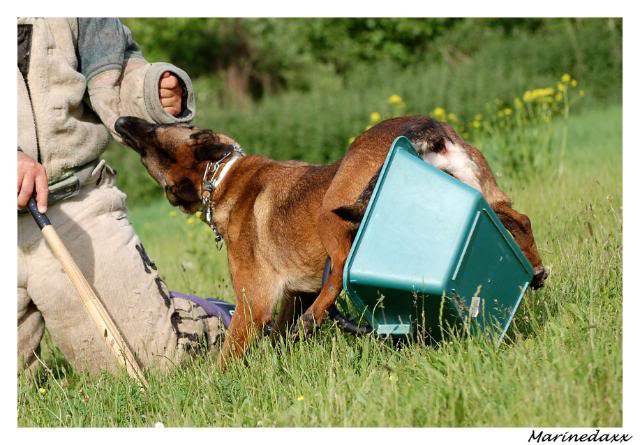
[
  {"x1": 217, "y1": 260, "x2": 279, "y2": 370},
  {"x1": 217, "y1": 297, "x2": 260, "y2": 370}
]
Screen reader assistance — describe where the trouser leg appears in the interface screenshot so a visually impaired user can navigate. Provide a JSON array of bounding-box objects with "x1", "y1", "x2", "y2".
[
  {"x1": 18, "y1": 167, "x2": 223, "y2": 375},
  {"x1": 17, "y1": 247, "x2": 45, "y2": 374}
]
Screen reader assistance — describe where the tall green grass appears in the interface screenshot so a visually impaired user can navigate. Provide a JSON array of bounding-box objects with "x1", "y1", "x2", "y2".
[{"x1": 18, "y1": 105, "x2": 621, "y2": 427}]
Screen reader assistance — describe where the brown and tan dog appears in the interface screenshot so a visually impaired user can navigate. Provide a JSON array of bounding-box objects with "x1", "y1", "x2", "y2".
[{"x1": 115, "y1": 115, "x2": 547, "y2": 367}]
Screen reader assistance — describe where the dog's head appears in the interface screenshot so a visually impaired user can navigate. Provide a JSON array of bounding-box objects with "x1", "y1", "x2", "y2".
[{"x1": 115, "y1": 116, "x2": 240, "y2": 213}]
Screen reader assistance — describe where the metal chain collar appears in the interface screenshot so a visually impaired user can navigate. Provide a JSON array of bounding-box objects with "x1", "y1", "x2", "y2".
[{"x1": 201, "y1": 145, "x2": 245, "y2": 250}]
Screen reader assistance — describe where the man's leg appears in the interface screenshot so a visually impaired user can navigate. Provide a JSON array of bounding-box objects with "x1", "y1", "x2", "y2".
[
  {"x1": 17, "y1": 247, "x2": 45, "y2": 374},
  {"x1": 19, "y1": 168, "x2": 223, "y2": 374}
]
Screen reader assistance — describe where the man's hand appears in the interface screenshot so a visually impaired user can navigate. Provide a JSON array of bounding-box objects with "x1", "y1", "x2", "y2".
[
  {"x1": 159, "y1": 72, "x2": 183, "y2": 116},
  {"x1": 18, "y1": 151, "x2": 48, "y2": 213}
]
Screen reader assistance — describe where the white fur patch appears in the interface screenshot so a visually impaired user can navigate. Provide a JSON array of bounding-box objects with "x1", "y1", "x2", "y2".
[{"x1": 422, "y1": 140, "x2": 482, "y2": 191}]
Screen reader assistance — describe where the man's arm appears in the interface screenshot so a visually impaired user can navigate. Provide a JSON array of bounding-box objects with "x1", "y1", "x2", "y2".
[{"x1": 78, "y1": 18, "x2": 196, "y2": 142}]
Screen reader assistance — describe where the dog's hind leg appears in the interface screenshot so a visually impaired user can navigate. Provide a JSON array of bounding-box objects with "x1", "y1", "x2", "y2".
[
  {"x1": 271, "y1": 291, "x2": 317, "y2": 338},
  {"x1": 414, "y1": 125, "x2": 548, "y2": 289},
  {"x1": 451, "y1": 141, "x2": 547, "y2": 288}
]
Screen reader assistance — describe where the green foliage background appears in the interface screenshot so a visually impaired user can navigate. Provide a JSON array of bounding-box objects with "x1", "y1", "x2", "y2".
[{"x1": 106, "y1": 18, "x2": 621, "y2": 207}]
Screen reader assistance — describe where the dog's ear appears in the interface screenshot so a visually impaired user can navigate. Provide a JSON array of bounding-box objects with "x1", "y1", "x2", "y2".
[
  {"x1": 194, "y1": 143, "x2": 236, "y2": 162},
  {"x1": 190, "y1": 130, "x2": 236, "y2": 162},
  {"x1": 190, "y1": 129, "x2": 217, "y2": 143}
]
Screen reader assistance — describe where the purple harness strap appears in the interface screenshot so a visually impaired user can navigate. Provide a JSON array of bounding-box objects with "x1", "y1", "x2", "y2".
[{"x1": 169, "y1": 291, "x2": 235, "y2": 328}]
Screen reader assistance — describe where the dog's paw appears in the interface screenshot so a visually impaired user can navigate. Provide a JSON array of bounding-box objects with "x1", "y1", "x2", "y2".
[
  {"x1": 301, "y1": 313, "x2": 319, "y2": 338},
  {"x1": 531, "y1": 266, "x2": 549, "y2": 289}
]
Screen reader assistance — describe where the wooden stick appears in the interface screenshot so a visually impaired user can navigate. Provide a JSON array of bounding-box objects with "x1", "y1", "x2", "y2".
[{"x1": 27, "y1": 198, "x2": 148, "y2": 388}]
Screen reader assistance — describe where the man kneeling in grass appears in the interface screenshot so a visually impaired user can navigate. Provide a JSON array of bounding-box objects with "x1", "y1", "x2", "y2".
[{"x1": 18, "y1": 18, "x2": 226, "y2": 375}]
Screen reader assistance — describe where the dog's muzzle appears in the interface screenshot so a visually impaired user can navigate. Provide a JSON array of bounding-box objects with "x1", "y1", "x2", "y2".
[{"x1": 115, "y1": 116, "x2": 155, "y2": 154}]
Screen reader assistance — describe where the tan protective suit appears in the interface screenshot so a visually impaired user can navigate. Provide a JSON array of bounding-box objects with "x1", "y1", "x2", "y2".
[{"x1": 17, "y1": 18, "x2": 223, "y2": 375}]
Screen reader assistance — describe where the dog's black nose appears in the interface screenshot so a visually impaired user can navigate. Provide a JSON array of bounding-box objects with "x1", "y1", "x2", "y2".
[
  {"x1": 115, "y1": 116, "x2": 133, "y2": 136},
  {"x1": 531, "y1": 266, "x2": 548, "y2": 290}
]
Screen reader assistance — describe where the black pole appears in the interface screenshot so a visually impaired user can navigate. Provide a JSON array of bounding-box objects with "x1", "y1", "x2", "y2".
[{"x1": 26, "y1": 197, "x2": 51, "y2": 230}]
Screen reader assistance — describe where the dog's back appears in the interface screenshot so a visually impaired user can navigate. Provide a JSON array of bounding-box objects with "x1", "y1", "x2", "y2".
[{"x1": 333, "y1": 116, "x2": 511, "y2": 221}]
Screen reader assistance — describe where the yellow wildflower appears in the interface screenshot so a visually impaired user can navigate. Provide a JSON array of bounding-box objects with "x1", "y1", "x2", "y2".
[
  {"x1": 195, "y1": 211, "x2": 202, "y2": 219},
  {"x1": 297, "y1": 395, "x2": 304, "y2": 401},
  {"x1": 432, "y1": 107, "x2": 446, "y2": 121},
  {"x1": 447, "y1": 113, "x2": 459, "y2": 123},
  {"x1": 470, "y1": 120, "x2": 481, "y2": 129},
  {"x1": 525, "y1": 87, "x2": 555, "y2": 102},
  {"x1": 514, "y1": 98, "x2": 524, "y2": 109},
  {"x1": 370, "y1": 111, "x2": 382, "y2": 123},
  {"x1": 561, "y1": 73, "x2": 571, "y2": 83},
  {"x1": 186, "y1": 217, "x2": 195, "y2": 225},
  {"x1": 503, "y1": 108, "x2": 513, "y2": 116},
  {"x1": 555, "y1": 93, "x2": 563, "y2": 102},
  {"x1": 570, "y1": 79, "x2": 577, "y2": 87},
  {"x1": 557, "y1": 83, "x2": 566, "y2": 93},
  {"x1": 169, "y1": 211, "x2": 177, "y2": 217},
  {"x1": 387, "y1": 94, "x2": 403, "y2": 105},
  {"x1": 538, "y1": 87, "x2": 554, "y2": 97},
  {"x1": 39, "y1": 387, "x2": 46, "y2": 395}
]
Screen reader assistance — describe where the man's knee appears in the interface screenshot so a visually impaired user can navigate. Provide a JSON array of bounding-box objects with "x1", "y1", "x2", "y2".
[{"x1": 17, "y1": 300, "x2": 45, "y2": 375}]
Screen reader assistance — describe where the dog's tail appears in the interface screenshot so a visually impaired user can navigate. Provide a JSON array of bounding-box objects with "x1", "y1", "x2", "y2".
[{"x1": 333, "y1": 169, "x2": 380, "y2": 225}]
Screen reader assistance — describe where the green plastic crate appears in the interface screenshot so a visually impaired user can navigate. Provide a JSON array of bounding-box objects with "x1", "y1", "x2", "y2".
[{"x1": 343, "y1": 136, "x2": 533, "y2": 341}]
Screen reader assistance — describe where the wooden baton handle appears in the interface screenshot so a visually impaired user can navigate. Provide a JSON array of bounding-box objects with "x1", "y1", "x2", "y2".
[{"x1": 27, "y1": 198, "x2": 148, "y2": 388}]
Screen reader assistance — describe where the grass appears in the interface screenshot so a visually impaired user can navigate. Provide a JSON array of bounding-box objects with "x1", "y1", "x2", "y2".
[{"x1": 18, "y1": 105, "x2": 621, "y2": 427}]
